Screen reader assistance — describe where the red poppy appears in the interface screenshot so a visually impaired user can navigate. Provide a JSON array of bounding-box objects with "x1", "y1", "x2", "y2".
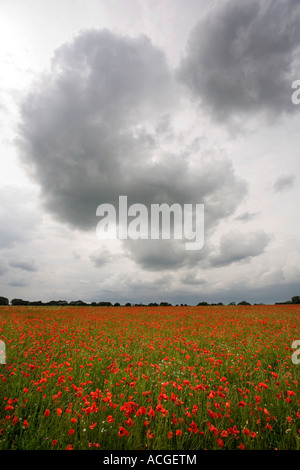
[{"x1": 118, "y1": 426, "x2": 129, "y2": 437}]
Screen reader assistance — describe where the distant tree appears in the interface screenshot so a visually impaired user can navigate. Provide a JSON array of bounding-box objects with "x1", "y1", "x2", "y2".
[
  {"x1": 148, "y1": 302, "x2": 158, "y2": 306},
  {"x1": 114, "y1": 302, "x2": 120, "y2": 306},
  {"x1": 125, "y1": 302, "x2": 131, "y2": 306},
  {"x1": 228, "y1": 302, "x2": 236, "y2": 306},
  {"x1": 291, "y1": 296, "x2": 300, "y2": 304},
  {"x1": 11, "y1": 298, "x2": 29, "y2": 306},
  {"x1": 0, "y1": 296, "x2": 9, "y2": 305},
  {"x1": 69, "y1": 300, "x2": 86, "y2": 306},
  {"x1": 238, "y1": 300, "x2": 251, "y2": 305},
  {"x1": 160, "y1": 302, "x2": 172, "y2": 306},
  {"x1": 197, "y1": 301, "x2": 209, "y2": 306}
]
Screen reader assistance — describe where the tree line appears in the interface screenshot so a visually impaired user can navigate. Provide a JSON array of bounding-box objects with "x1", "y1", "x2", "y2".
[
  {"x1": 0, "y1": 295, "x2": 299, "y2": 306},
  {"x1": 0, "y1": 297, "x2": 173, "y2": 307}
]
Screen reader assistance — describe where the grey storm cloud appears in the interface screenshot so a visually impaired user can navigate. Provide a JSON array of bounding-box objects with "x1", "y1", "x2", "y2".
[
  {"x1": 17, "y1": 28, "x2": 248, "y2": 270},
  {"x1": 124, "y1": 239, "x2": 187, "y2": 271},
  {"x1": 235, "y1": 211, "x2": 260, "y2": 222},
  {"x1": 8, "y1": 279, "x2": 28, "y2": 288},
  {"x1": 90, "y1": 250, "x2": 114, "y2": 268},
  {"x1": 178, "y1": 0, "x2": 300, "y2": 124},
  {"x1": 9, "y1": 259, "x2": 37, "y2": 272},
  {"x1": 210, "y1": 230, "x2": 271, "y2": 267},
  {"x1": 273, "y1": 174, "x2": 295, "y2": 193},
  {"x1": 180, "y1": 272, "x2": 207, "y2": 285}
]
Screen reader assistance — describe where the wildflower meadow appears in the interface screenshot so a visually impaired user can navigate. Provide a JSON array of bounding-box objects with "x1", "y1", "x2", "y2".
[{"x1": 0, "y1": 305, "x2": 299, "y2": 450}]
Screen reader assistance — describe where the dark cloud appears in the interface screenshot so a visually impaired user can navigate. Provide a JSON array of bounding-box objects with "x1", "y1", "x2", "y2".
[
  {"x1": 17, "y1": 29, "x2": 176, "y2": 229},
  {"x1": 124, "y1": 239, "x2": 187, "y2": 271},
  {"x1": 17, "y1": 28, "x2": 248, "y2": 269},
  {"x1": 9, "y1": 259, "x2": 37, "y2": 272},
  {"x1": 178, "y1": 0, "x2": 300, "y2": 125},
  {"x1": 180, "y1": 272, "x2": 207, "y2": 285},
  {"x1": 235, "y1": 211, "x2": 260, "y2": 222},
  {"x1": 8, "y1": 279, "x2": 28, "y2": 288},
  {"x1": 90, "y1": 250, "x2": 114, "y2": 268},
  {"x1": 210, "y1": 230, "x2": 271, "y2": 267},
  {"x1": 273, "y1": 174, "x2": 295, "y2": 193}
]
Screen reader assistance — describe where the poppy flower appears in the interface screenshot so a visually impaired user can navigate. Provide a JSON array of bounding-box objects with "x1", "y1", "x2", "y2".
[{"x1": 118, "y1": 427, "x2": 129, "y2": 437}]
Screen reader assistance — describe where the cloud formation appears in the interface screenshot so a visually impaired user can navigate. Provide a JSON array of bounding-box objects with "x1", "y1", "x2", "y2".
[
  {"x1": 17, "y1": 28, "x2": 247, "y2": 270},
  {"x1": 273, "y1": 174, "x2": 295, "y2": 193},
  {"x1": 235, "y1": 211, "x2": 260, "y2": 222},
  {"x1": 178, "y1": 0, "x2": 300, "y2": 125},
  {"x1": 90, "y1": 250, "x2": 115, "y2": 268},
  {"x1": 9, "y1": 259, "x2": 38, "y2": 272},
  {"x1": 210, "y1": 230, "x2": 271, "y2": 267}
]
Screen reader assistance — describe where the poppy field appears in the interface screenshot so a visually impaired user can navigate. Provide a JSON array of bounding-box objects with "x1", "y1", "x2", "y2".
[{"x1": 0, "y1": 305, "x2": 299, "y2": 450}]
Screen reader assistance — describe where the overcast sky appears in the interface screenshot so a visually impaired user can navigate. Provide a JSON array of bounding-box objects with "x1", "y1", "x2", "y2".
[{"x1": 0, "y1": 0, "x2": 299, "y2": 305}]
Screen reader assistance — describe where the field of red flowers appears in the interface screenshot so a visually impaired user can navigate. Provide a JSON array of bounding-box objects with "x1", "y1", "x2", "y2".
[{"x1": 0, "y1": 305, "x2": 299, "y2": 450}]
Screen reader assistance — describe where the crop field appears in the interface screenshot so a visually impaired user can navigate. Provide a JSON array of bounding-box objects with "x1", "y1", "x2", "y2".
[{"x1": 0, "y1": 305, "x2": 299, "y2": 450}]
